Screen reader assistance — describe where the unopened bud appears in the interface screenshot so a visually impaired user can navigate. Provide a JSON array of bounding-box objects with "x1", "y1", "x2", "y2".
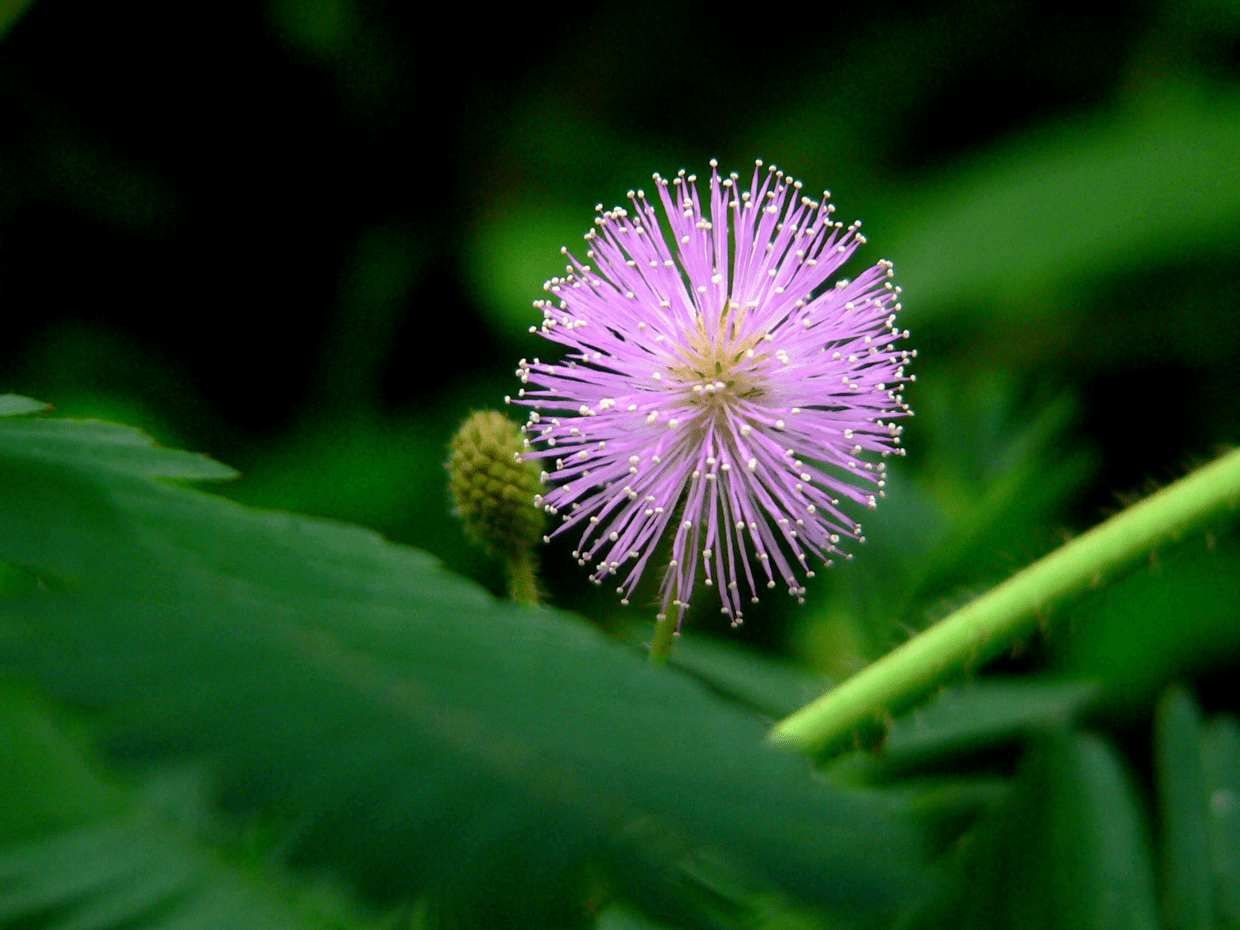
[{"x1": 447, "y1": 410, "x2": 545, "y2": 559}]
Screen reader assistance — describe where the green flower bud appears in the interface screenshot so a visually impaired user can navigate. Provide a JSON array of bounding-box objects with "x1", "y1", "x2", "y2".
[{"x1": 447, "y1": 410, "x2": 545, "y2": 560}]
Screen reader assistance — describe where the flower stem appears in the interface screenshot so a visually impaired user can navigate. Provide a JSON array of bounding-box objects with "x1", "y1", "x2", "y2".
[
  {"x1": 770, "y1": 447, "x2": 1240, "y2": 754},
  {"x1": 507, "y1": 552, "x2": 539, "y2": 606},
  {"x1": 650, "y1": 615, "x2": 678, "y2": 664}
]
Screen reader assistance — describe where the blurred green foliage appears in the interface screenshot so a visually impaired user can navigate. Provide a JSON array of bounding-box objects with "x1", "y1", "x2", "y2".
[{"x1": 2, "y1": 0, "x2": 1240, "y2": 926}]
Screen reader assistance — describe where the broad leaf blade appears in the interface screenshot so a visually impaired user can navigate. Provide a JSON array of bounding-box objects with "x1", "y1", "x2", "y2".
[
  {"x1": 0, "y1": 418, "x2": 237, "y2": 482},
  {"x1": 0, "y1": 413, "x2": 926, "y2": 925}
]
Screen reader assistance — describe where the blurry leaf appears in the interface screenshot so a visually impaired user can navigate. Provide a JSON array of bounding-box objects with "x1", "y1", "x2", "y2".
[
  {"x1": 220, "y1": 409, "x2": 506, "y2": 594},
  {"x1": 0, "y1": 412, "x2": 925, "y2": 925},
  {"x1": 891, "y1": 91, "x2": 1240, "y2": 323},
  {"x1": 795, "y1": 380, "x2": 1093, "y2": 674},
  {"x1": 1155, "y1": 687, "x2": 1214, "y2": 930},
  {"x1": 45, "y1": 146, "x2": 174, "y2": 233},
  {"x1": 7, "y1": 323, "x2": 218, "y2": 453},
  {"x1": 659, "y1": 632, "x2": 832, "y2": 721},
  {"x1": 905, "y1": 731, "x2": 1159, "y2": 930},
  {"x1": 601, "y1": 848, "x2": 845, "y2": 930},
  {"x1": 463, "y1": 95, "x2": 681, "y2": 346},
  {"x1": 821, "y1": 681, "x2": 1095, "y2": 858},
  {"x1": 1056, "y1": 531, "x2": 1240, "y2": 697},
  {"x1": 266, "y1": 0, "x2": 406, "y2": 101},
  {"x1": 900, "y1": 390, "x2": 1094, "y2": 607},
  {"x1": 817, "y1": 678, "x2": 1097, "y2": 797},
  {"x1": 0, "y1": 395, "x2": 50, "y2": 417},
  {"x1": 267, "y1": 0, "x2": 356, "y2": 58},
  {"x1": 0, "y1": 691, "x2": 377, "y2": 930},
  {"x1": 821, "y1": 769, "x2": 1011, "y2": 862},
  {"x1": 880, "y1": 679, "x2": 1099, "y2": 770},
  {"x1": 467, "y1": 206, "x2": 589, "y2": 345},
  {"x1": 1048, "y1": 734, "x2": 1162, "y2": 930},
  {"x1": 885, "y1": 779, "x2": 1010, "y2": 860},
  {"x1": 598, "y1": 906, "x2": 683, "y2": 930},
  {"x1": 0, "y1": 812, "x2": 362, "y2": 930},
  {"x1": 0, "y1": 684, "x2": 125, "y2": 848},
  {"x1": 319, "y1": 226, "x2": 422, "y2": 412},
  {"x1": 0, "y1": 0, "x2": 36, "y2": 41},
  {"x1": 1202, "y1": 716, "x2": 1240, "y2": 924}
]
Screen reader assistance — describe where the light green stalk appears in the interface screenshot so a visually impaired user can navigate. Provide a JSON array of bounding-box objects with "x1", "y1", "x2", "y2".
[
  {"x1": 507, "y1": 553, "x2": 539, "y2": 606},
  {"x1": 771, "y1": 447, "x2": 1240, "y2": 754},
  {"x1": 649, "y1": 614, "x2": 678, "y2": 664}
]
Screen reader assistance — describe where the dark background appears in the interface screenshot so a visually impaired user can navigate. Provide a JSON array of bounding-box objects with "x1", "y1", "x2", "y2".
[{"x1": 2, "y1": 0, "x2": 1238, "y2": 670}]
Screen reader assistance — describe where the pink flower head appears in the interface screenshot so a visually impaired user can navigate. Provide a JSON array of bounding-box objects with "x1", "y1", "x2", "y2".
[{"x1": 511, "y1": 160, "x2": 914, "y2": 630}]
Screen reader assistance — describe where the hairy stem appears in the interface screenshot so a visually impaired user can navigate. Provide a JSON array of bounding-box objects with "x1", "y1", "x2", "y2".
[{"x1": 771, "y1": 447, "x2": 1240, "y2": 754}]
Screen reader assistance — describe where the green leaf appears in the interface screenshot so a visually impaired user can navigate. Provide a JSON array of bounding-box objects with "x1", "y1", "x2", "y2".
[
  {"x1": 0, "y1": 816, "x2": 361, "y2": 930},
  {"x1": 1202, "y1": 716, "x2": 1240, "y2": 925},
  {"x1": 1155, "y1": 687, "x2": 1215, "y2": 930},
  {"x1": 905, "y1": 732, "x2": 1159, "y2": 930},
  {"x1": 0, "y1": 395, "x2": 50, "y2": 417},
  {"x1": 658, "y1": 632, "x2": 832, "y2": 721},
  {"x1": 893, "y1": 389, "x2": 1095, "y2": 613},
  {"x1": 0, "y1": 691, "x2": 379, "y2": 930},
  {"x1": 0, "y1": 683, "x2": 126, "y2": 848},
  {"x1": 0, "y1": 418, "x2": 237, "y2": 482},
  {"x1": 0, "y1": 413, "x2": 925, "y2": 925},
  {"x1": 890, "y1": 91, "x2": 1240, "y2": 325},
  {"x1": 1059, "y1": 533, "x2": 1240, "y2": 699},
  {"x1": 879, "y1": 679, "x2": 1099, "y2": 771},
  {"x1": 869, "y1": 778, "x2": 1010, "y2": 860},
  {"x1": 793, "y1": 381, "x2": 1094, "y2": 677}
]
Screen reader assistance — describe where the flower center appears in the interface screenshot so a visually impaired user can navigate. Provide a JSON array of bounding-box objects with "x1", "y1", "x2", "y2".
[{"x1": 668, "y1": 302, "x2": 768, "y2": 413}]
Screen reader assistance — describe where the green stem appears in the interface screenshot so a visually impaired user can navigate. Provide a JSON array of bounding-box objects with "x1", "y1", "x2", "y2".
[
  {"x1": 770, "y1": 447, "x2": 1240, "y2": 754},
  {"x1": 650, "y1": 614, "x2": 678, "y2": 664},
  {"x1": 507, "y1": 552, "x2": 539, "y2": 606}
]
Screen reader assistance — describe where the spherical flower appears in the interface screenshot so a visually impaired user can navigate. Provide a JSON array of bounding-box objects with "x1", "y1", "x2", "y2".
[{"x1": 510, "y1": 160, "x2": 914, "y2": 630}]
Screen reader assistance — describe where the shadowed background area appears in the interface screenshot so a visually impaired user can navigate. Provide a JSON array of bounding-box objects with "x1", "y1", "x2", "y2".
[{"x1": 1, "y1": 0, "x2": 1238, "y2": 670}]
